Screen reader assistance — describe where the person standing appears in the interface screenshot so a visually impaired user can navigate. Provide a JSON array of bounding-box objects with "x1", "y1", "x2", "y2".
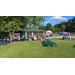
[
  {"x1": 6, "y1": 36, "x2": 7, "y2": 42},
  {"x1": 41, "y1": 38, "x2": 42, "y2": 41},
  {"x1": 70, "y1": 36, "x2": 71, "y2": 40},
  {"x1": 24, "y1": 35, "x2": 26, "y2": 41}
]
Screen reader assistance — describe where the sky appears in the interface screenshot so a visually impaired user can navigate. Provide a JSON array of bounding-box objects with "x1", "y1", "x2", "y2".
[{"x1": 42, "y1": 16, "x2": 74, "y2": 26}]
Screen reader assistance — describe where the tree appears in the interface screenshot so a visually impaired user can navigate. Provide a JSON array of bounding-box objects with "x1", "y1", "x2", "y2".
[
  {"x1": 54, "y1": 24, "x2": 60, "y2": 32},
  {"x1": 55, "y1": 28, "x2": 59, "y2": 32},
  {"x1": 69, "y1": 17, "x2": 75, "y2": 32},
  {"x1": 49, "y1": 27, "x2": 55, "y2": 32},
  {"x1": 65, "y1": 17, "x2": 75, "y2": 32},
  {"x1": 22, "y1": 16, "x2": 45, "y2": 28},
  {"x1": 0, "y1": 16, "x2": 45, "y2": 42},
  {"x1": 53, "y1": 17, "x2": 75, "y2": 32},
  {"x1": 39, "y1": 25, "x2": 46, "y2": 30},
  {"x1": 59, "y1": 22, "x2": 67, "y2": 32},
  {"x1": 0, "y1": 16, "x2": 23, "y2": 42},
  {"x1": 54, "y1": 22, "x2": 67, "y2": 32},
  {"x1": 46, "y1": 23, "x2": 52, "y2": 30},
  {"x1": 28, "y1": 16, "x2": 45, "y2": 36}
]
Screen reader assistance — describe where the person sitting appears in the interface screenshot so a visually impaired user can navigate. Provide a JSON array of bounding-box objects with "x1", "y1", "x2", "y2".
[
  {"x1": 39, "y1": 36, "x2": 40, "y2": 38},
  {"x1": 42, "y1": 36, "x2": 46, "y2": 40},
  {"x1": 28, "y1": 37, "x2": 30, "y2": 40},
  {"x1": 31, "y1": 37, "x2": 33, "y2": 40},
  {"x1": 66, "y1": 36, "x2": 68, "y2": 40},
  {"x1": 36, "y1": 35, "x2": 38, "y2": 39},
  {"x1": 42, "y1": 36, "x2": 44, "y2": 40},
  {"x1": 26, "y1": 37, "x2": 29, "y2": 40},
  {"x1": 34, "y1": 36, "x2": 37, "y2": 40},
  {"x1": 66, "y1": 36, "x2": 67, "y2": 39}
]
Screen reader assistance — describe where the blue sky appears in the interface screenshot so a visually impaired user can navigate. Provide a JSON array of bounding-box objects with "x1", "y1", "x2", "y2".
[{"x1": 42, "y1": 16, "x2": 74, "y2": 26}]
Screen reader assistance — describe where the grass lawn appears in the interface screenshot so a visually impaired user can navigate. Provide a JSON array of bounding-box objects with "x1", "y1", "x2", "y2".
[{"x1": 0, "y1": 39, "x2": 75, "y2": 58}]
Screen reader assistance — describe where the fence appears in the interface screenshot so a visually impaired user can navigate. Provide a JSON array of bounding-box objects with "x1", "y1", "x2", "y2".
[
  {"x1": 70, "y1": 32, "x2": 75, "y2": 36},
  {"x1": 46, "y1": 32, "x2": 75, "y2": 39}
]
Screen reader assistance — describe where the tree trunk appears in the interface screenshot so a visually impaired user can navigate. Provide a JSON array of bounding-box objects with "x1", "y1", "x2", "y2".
[
  {"x1": 9, "y1": 32, "x2": 14, "y2": 43},
  {"x1": 9, "y1": 32, "x2": 12, "y2": 43},
  {"x1": 12, "y1": 32, "x2": 14, "y2": 42}
]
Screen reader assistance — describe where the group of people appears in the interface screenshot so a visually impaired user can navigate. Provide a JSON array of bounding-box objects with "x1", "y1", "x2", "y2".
[
  {"x1": 23, "y1": 35, "x2": 31, "y2": 40},
  {"x1": 31, "y1": 35, "x2": 41, "y2": 39},
  {"x1": 0, "y1": 36, "x2": 6, "y2": 39},
  {"x1": 23, "y1": 35, "x2": 45, "y2": 41}
]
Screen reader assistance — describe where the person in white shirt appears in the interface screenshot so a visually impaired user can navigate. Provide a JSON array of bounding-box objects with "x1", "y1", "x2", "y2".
[{"x1": 41, "y1": 38, "x2": 42, "y2": 41}]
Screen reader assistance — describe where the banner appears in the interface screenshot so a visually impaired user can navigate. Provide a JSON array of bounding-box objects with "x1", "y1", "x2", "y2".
[{"x1": 14, "y1": 33, "x2": 20, "y2": 41}]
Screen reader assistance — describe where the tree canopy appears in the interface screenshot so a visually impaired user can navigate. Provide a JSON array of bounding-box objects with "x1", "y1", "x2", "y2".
[
  {"x1": 0, "y1": 16, "x2": 45, "y2": 42},
  {"x1": 46, "y1": 23, "x2": 52, "y2": 30}
]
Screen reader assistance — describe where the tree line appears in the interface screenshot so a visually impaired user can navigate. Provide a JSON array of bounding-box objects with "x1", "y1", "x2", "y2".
[{"x1": 39, "y1": 17, "x2": 75, "y2": 32}]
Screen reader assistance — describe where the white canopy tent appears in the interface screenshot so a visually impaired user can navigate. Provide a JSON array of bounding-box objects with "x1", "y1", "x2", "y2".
[
  {"x1": 46, "y1": 30, "x2": 53, "y2": 36},
  {"x1": 46, "y1": 30, "x2": 52, "y2": 32}
]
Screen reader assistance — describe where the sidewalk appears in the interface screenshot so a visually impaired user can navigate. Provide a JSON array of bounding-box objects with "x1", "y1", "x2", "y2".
[{"x1": 46, "y1": 36, "x2": 75, "y2": 39}]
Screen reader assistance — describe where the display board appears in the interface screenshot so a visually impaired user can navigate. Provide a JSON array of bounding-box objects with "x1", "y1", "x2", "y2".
[{"x1": 14, "y1": 33, "x2": 20, "y2": 41}]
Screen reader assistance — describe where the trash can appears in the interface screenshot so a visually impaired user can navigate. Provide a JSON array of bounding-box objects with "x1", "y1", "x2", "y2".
[{"x1": 63, "y1": 37, "x2": 66, "y2": 39}]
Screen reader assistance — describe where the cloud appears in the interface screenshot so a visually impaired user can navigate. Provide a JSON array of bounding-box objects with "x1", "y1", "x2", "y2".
[
  {"x1": 44, "y1": 21, "x2": 48, "y2": 23},
  {"x1": 50, "y1": 16, "x2": 67, "y2": 21},
  {"x1": 48, "y1": 20, "x2": 51, "y2": 22},
  {"x1": 48, "y1": 16, "x2": 67, "y2": 23}
]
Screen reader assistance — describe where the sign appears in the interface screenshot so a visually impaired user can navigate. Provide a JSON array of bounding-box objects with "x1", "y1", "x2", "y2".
[{"x1": 14, "y1": 33, "x2": 20, "y2": 41}]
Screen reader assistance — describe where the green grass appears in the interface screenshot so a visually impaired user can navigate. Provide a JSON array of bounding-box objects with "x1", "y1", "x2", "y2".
[{"x1": 0, "y1": 39, "x2": 75, "y2": 58}]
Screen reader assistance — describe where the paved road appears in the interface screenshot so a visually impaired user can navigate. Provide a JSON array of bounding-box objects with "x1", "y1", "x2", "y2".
[{"x1": 46, "y1": 36, "x2": 75, "y2": 39}]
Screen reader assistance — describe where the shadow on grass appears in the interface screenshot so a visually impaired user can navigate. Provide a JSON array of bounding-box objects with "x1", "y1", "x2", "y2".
[
  {"x1": 58, "y1": 39, "x2": 64, "y2": 40},
  {"x1": 73, "y1": 45, "x2": 75, "y2": 48},
  {"x1": 41, "y1": 41, "x2": 48, "y2": 47},
  {"x1": 41, "y1": 41, "x2": 57, "y2": 47}
]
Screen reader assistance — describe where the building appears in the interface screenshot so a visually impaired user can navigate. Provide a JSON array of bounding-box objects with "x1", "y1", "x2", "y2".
[{"x1": 15, "y1": 28, "x2": 46, "y2": 39}]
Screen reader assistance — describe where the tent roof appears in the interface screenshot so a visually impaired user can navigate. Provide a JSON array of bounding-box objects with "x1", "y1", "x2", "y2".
[
  {"x1": 59, "y1": 32, "x2": 70, "y2": 34},
  {"x1": 46, "y1": 30, "x2": 52, "y2": 32}
]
